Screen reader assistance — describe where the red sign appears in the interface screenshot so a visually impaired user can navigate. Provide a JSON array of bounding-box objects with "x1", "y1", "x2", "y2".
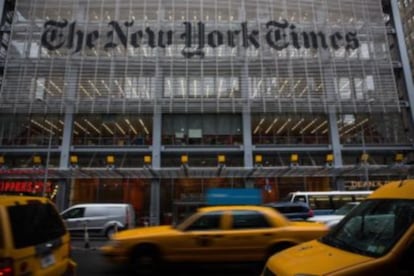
[
  {"x1": 0, "y1": 181, "x2": 52, "y2": 193},
  {"x1": 0, "y1": 169, "x2": 46, "y2": 175}
]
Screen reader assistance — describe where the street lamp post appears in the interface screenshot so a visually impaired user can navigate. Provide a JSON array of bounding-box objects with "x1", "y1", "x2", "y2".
[
  {"x1": 43, "y1": 132, "x2": 52, "y2": 197},
  {"x1": 361, "y1": 129, "x2": 369, "y2": 185}
]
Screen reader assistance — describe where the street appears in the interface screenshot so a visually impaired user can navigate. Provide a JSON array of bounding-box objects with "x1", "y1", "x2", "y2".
[{"x1": 71, "y1": 237, "x2": 263, "y2": 276}]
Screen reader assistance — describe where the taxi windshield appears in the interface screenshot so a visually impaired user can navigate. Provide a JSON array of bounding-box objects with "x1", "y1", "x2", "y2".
[{"x1": 321, "y1": 199, "x2": 414, "y2": 258}]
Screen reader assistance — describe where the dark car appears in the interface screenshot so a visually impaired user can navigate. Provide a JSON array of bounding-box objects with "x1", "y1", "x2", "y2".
[{"x1": 264, "y1": 202, "x2": 314, "y2": 220}]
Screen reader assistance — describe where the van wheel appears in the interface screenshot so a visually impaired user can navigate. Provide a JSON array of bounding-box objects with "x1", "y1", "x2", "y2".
[
  {"x1": 130, "y1": 246, "x2": 161, "y2": 275},
  {"x1": 105, "y1": 227, "x2": 117, "y2": 239}
]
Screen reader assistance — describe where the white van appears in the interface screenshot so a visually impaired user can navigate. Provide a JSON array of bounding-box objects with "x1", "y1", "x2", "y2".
[
  {"x1": 61, "y1": 203, "x2": 136, "y2": 239},
  {"x1": 282, "y1": 190, "x2": 372, "y2": 215}
]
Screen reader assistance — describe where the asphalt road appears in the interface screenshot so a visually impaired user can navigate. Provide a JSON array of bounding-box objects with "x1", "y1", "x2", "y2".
[{"x1": 71, "y1": 237, "x2": 264, "y2": 276}]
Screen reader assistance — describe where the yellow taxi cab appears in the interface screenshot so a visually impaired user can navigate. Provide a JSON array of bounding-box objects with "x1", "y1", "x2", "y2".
[
  {"x1": 100, "y1": 205, "x2": 329, "y2": 274},
  {"x1": 0, "y1": 195, "x2": 77, "y2": 276},
  {"x1": 262, "y1": 180, "x2": 414, "y2": 276}
]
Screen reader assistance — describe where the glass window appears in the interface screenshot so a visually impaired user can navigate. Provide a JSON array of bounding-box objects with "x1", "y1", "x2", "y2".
[
  {"x1": 185, "y1": 212, "x2": 222, "y2": 231},
  {"x1": 231, "y1": 210, "x2": 270, "y2": 229},
  {"x1": 163, "y1": 77, "x2": 239, "y2": 99},
  {"x1": 322, "y1": 199, "x2": 414, "y2": 258},
  {"x1": 339, "y1": 113, "x2": 409, "y2": 145},
  {"x1": 8, "y1": 201, "x2": 66, "y2": 249},
  {"x1": 331, "y1": 196, "x2": 354, "y2": 209},
  {"x1": 61, "y1": 207, "x2": 85, "y2": 219},
  {"x1": 308, "y1": 195, "x2": 332, "y2": 210},
  {"x1": 72, "y1": 114, "x2": 152, "y2": 146}
]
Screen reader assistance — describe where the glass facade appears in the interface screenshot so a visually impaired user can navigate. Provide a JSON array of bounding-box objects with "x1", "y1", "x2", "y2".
[{"x1": 0, "y1": 0, "x2": 413, "y2": 224}]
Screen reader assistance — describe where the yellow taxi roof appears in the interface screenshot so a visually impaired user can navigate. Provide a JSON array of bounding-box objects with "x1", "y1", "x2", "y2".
[
  {"x1": 198, "y1": 205, "x2": 272, "y2": 212},
  {"x1": 369, "y1": 179, "x2": 414, "y2": 200},
  {"x1": 0, "y1": 195, "x2": 48, "y2": 205}
]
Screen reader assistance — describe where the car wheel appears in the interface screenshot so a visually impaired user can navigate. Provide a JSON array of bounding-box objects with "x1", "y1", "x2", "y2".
[
  {"x1": 105, "y1": 227, "x2": 117, "y2": 239},
  {"x1": 130, "y1": 246, "x2": 161, "y2": 276}
]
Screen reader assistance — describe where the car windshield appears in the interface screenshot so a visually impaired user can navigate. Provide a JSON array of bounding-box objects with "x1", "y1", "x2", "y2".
[
  {"x1": 321, "y1": 199, "x2": 414, "y2": 258},
  {"x1": 333, "y1": 203, "x2": 358, "y2": 215}
]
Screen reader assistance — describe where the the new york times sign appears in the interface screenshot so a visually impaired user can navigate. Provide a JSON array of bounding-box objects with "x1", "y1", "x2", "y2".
[{"x1": 41, "y1": 20, "x2": 360, "y2": 58}]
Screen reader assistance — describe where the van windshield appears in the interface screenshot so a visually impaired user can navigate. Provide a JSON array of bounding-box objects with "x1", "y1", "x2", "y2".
[
  {"x1": 321, "y1": 199, "x2": 414, "y2": 258},
  {"x1": 280, "y1": 193, "x2": 294, "y2": 202}
]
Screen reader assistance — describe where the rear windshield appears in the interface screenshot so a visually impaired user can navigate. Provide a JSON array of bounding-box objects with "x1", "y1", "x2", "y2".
[{"x1": 8, "y1": 201, "x2": 66, "y2": 249}]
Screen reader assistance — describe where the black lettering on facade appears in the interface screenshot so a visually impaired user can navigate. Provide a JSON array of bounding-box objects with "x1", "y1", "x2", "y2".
[
  {"x1": 290, "y1": 24, "x2": 301, "y2": 49},
  {"x1": 40, "y1": 19, "x2": 360, "y2": 58},
  {"x1": 105, "y1": 21, "x2": 129, "y2": 49},
  {"x1": 345, "y1": 32, "x2": 360, "y2": 50},
  {"x1": 241, "y1": 22, "x2": 260, "y2": 48},
  {"x1": 330, "y1": 32, "x2": 343, "y2": 50},
  {"x1": 308, "y1": 32, "x2": 328, "y2": 49},
  {"x1": 41, "y1": 20, "x2": 68, "y2": 50},
  {"x1": 265, "y1": 20, "x2": 289, "y2": 50},
  {"x1": 227, "y1": 29, "x2": 240, "y2": 48},
  {"x1": 207, "y1": 30, "x2": 224, "y2": 48},
  {"x1": 86, "y1": 30, "x2": 99, "y2": 49},
  {"x1": 130, "y1": 30, "x2": 143, "y2": 48}
]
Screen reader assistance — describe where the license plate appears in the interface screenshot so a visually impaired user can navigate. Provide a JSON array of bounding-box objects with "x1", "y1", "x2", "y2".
[{"x1": 41, "y1": 253, "x2": 56, "y2": 268}]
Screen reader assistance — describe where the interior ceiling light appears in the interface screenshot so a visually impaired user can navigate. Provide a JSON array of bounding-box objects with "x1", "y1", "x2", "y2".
[
  {"x1": 298, "y1": 87, "x2": 308, "y2": 97},
  {"x1": 139, "y1": 119, "x2": 150, "y2": 135},
  {"x1": 114, "y1": 80, "x2": 125, "y2": 96},
  {"x1": 74, "y1": 121, "x2": 90, "y2": 135},
  {"x1": 125, "y1": 119, "x2": 138, "y2": 135},
  {"x1": 84, "y1": 119, "x2": 102, "y2": 134},
  {"x1": 265, "y1": 118, "x2": 279, "y2": 134},
  {"x1": 80, "y1": 85, "x2": 92, "y2": 98},
  {"x1": 48, "y1": 80, "x2": 63, "y2": 93},
  {"x1": 293, "y1": 80, "x2": 301, "y2": 89},
  {"x1": 88, "y1": 80, "x2": 102, "y2": 96},
  {"x1": 30, "y1": 119, "x2": 55, "y2": 135},
  {"x1": 342, "y1": 118, "x2": 369, "y2": 135},
  {"x1": 300, "y1": 118, "x2": 318, "y2": 134},
  {"x1": 101, "y1": 80, "x2": 111, "y2": 92},
  {"x1": 44, "y1": 119, "x2": 62, "y2": 131},
  {"x1": 311, "y1": 120, "x2": 328, "y2": 134},
  {"x1": 278, "y1": 80, "x2": 288, "y2": 93},
  {"x1": 102, "y1": 122, "x2": 114, "y2": 135},
  {"x1": 253, "y1": 118, "x2": 265, "y2": 134},
  {"x1": 276, "y1": 118, "x2": 291, "y2": 134},
  {"x1": 291, "y1": 118, "x2": 304, "y2": 131},
  {"x1": 115, "y1": 122, "x2": 126, "y2": 135}
]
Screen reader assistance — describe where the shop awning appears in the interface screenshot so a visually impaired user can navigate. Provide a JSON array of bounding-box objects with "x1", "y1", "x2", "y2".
[{"x1": 1, "y1": 164, "x2": 413, "y2": 179}]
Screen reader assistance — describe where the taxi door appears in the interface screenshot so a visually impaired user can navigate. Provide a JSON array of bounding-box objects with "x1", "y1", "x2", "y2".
[
  {"x1": 215, "y1": 210, "x2": 278, "y2": 262},
  {"x1": 162, "y1": 211, "x2": 231, "y2": 262}
]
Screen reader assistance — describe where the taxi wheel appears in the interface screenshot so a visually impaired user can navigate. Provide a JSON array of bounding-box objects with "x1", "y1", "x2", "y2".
[{"x1": 130, "y1": 246, "x2": 161, "y2": 276}]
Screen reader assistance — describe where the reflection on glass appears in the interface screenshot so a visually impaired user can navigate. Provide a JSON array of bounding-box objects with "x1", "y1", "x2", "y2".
[{"x1": 322, "y1": 199, "x2": 414, "y2": 258}]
